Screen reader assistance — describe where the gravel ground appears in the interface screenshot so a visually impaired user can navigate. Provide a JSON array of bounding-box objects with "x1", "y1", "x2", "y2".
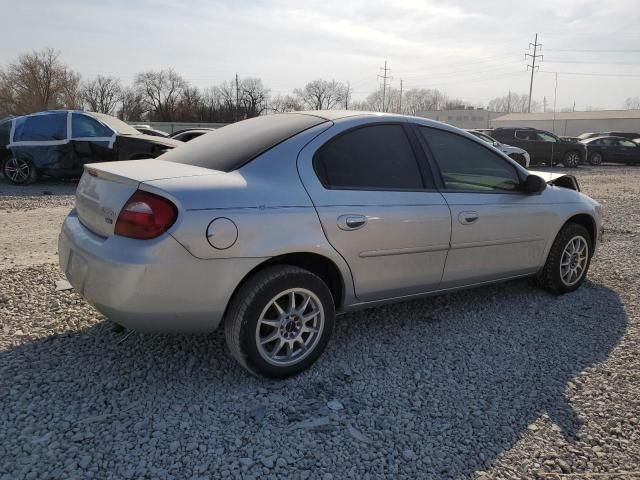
[{"x1": 1, "y1": 166, "x2": 639, "y2": 479}]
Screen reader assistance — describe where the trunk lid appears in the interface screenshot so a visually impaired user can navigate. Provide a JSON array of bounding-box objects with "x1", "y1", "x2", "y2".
[{"x1": 75, "y1": 159, "x2": 220, "y2": 237}]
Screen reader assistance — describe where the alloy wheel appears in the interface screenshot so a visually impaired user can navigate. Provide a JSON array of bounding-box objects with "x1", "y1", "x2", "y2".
[
  {"x1": 590, "y1": 153, "x2": 603, "y2": 166},
  {"x1": 560, "y1": 235, "x2": 589, "y2": 287},
  {"x1": 3, "y1": 158, "x2": 32, "y2": 183},
  {"x1": 564, "y1": 152, "x2": 580, "y2": 167},
  {"x1": 255, "y1": 288, "x2": 325, "y2": 367}
]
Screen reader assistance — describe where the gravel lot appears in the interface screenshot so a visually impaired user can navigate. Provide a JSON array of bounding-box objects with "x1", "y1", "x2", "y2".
[{"x1": 1, "y1": 166, "x2": 639, "y2": 479}]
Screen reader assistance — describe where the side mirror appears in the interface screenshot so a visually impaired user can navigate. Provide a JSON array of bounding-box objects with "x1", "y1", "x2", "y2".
[{"x1": 523, "y1": 174, "x2": 547, "y2": 194}]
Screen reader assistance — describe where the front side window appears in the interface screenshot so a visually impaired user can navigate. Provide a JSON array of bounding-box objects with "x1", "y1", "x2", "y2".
[
  {"x1": 314, "y1": 124, "x2": 425, "y2": 190},
  {"x1": 515, "y1": 130, "x2": 536, "y2": 141},
  {"x1": 13, "y1": 112, "x2": 68, "y2": 142},
  {"x1": 419, "y1": 127, "x2": 521, "y2": 192},
  {"x1": 72, "y1": 114, "x2": 113, "y2": 138}
]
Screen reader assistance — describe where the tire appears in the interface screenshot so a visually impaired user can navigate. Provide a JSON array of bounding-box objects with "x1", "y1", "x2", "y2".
[
  {"x1": 224, "y1": 265, "x2": 335, "y2": 378},
  {"x1": 589, "y1": 152, "x2": 603, "y2": 166},
  {"x1": 563, "y1": 150, "x2": 581, "y2": 168},
  {"x1": 537, "y1": 223, "x2": 592, "y2": 294},
  {"x1": 2, "y1": 157, "x2": 38, "y2": 185}
]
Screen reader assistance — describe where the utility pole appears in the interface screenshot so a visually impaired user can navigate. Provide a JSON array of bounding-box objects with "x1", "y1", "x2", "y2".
[
  {"x1": 235, "y1": 73, "x2": 239, "y2": 121},
  {"x1": 543, "y1": 96, "x2": 547, "y2": 112},
  {"x1": 399, "y1": 79, "x2": 403, "y2": 114},
  {"x1": 377, "y1": 60, "x2": 392, "y2": 112},
  {"x1": 507, "y1": 90, "x2": 511, "y2": 113},
  {"x1": 525, "y1": 33, "x2": 543, "y2": 113}
]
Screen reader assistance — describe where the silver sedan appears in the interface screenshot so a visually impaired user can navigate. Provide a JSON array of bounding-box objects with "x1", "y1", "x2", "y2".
[{"x1": 59, "y1": 111, "x2": 603, "y2": 377}]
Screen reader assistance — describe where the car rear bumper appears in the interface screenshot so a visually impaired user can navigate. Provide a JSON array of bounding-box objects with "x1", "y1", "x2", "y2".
[{"x1": 58, "y1": 209, "x2": 264, "y2": 333}]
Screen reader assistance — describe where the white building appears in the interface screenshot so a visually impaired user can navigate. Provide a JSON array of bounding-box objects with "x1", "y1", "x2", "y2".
[{"x1": 489, "y1": 110, "x2": 640, "y2": 137}]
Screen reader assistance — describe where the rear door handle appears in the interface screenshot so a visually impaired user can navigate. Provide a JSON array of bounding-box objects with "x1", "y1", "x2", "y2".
[
  {"x1": 337, "y1": 214, "x2": 367, "y2": 231},
  {"x1": 458, "y1": 211, "x2": 479, "y2": 225}
]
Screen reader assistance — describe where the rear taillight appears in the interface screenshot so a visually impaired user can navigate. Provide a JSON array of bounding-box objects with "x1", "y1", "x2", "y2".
[{"x1": 114, "y1": 190, "x2": 177, "y2": 240}]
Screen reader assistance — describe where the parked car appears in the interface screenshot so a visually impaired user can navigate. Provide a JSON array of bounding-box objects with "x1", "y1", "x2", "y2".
[
  {"x1": 579, "y1": 132, "x2": 640, "y2": 141},
  {"x1": 467, "y1": 129, "x2": 530, "y2": 168},
  {"x1": 169, "y1": 128, "x2": 216, "y2": 142},
  {"x1": 131, "y1": 125, "x2": 170, "y2": 138},
  {"x1": 581, "y1": 136, "x2": 640, "y2": 165},
  {"x1": 489, "y1": 127, "x2": 586, "y2": 167},
  {"x1": 59, "y1": 111, "x2": 602, "y2": 377},
  {"x1": 0, "y1": 111, "x2": 182, "y2": 185}
]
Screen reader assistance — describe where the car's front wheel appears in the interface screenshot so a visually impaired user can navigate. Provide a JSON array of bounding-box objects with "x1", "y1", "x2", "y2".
[
  {"x1": 563, "y1": 151, "x2": 581, "y2": 168},
  {"x1": 2, "y1": 157, "x2": 38, "y2": 185},
  {"x1": 225, "y1": 265, "x2": 335, "y2": 378},
  {"x1": 537, "y1": 223, "x2": 592, "y2": 294}
]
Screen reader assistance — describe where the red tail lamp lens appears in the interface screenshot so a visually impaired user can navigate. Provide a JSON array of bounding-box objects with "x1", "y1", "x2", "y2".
[{"x1": 114, "y1": 190, "x2": 177, "y2": 239}]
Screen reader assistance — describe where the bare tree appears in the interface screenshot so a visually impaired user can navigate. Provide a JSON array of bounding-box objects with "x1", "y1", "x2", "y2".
[
  {"x1": 240, "y1": 78, "x2": 270, "y2": 117},
  {"x1": 269, "y1": 94, "x2": 303, "y2": 113},
  {"x1": 175, "y1": 86, "x2": 204, "y2": 122},
  {"x1": 488, "y1": 92, "x2": 540, "y2": 113},
  {"x1": 402, "y1": 88, "x2": 446, "y2": 115},
  {"x1": 294, "y1": 79, "x2": 348, "y2": 110},
  {"x1": 0, "y1": 48, "x2": 82, "y2": 116},
  {"x1": 134, "y1": 69, "x2": 187, "y2": 121},
  {"x1": 623, "y1": 97, "x2": 640, "y2": 109},
  {"x1": 82, "y1": 76, "x2": 122, "y2": 114},
  {"x1": 118, "y1": 87, "x2": 146, "y2": 121}
]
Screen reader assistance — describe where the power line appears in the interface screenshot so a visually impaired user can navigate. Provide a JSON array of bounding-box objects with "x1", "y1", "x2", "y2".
[
  {"x1": 539, "y1": 70, "x2": 640, "y2": 78},
  {"x1": 377, "y1": 60, "x2": 392, "y2": 113},
  {"x1": 525, "y1": 33, "x2": 543, "y2": 113},
  {"x1": 544, "y1": 48, "x2": 640, "y2": 53}
]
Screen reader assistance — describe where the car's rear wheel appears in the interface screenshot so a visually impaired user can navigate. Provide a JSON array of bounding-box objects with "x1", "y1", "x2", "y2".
[
  {"x1": 2, "y1": 157, "x2": 38, "y2": 185},
  {"x1": 537, "y1": 223, "x2": 592, "y2": 294},
  {"x1": 563, "y1": 151, "x2": 581, "y2": 168},
  {"x1": 589, "y1": 152, "x2": 603, "y2": 165},
  {"x1": 224, "y1": 265, "x2": 335, "y2": 378}
]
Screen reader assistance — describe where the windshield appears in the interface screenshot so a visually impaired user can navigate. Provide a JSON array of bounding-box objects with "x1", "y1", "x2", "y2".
[
  {"x1": 90, "y1": 112, "x2": 141, "y2": 135},
  {"x1": 538, "y1": 132, "x2": 558, "y2": 142}
]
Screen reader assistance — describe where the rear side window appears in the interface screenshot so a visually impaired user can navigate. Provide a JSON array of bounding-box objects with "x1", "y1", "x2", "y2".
[
  {"x1": 72, "y1": 114, "x2": 113, "y2": 138},
  {"x1": 420, "y1": 127, "x2": 521, "y2": 192},
  {"x1": 13, "y1": 113, "x2": 68, "y2": 141},
  {"x1": 314, "y1": 124, "x2": 425, "y2": 190},
  {"x1": 161, "y1": 113, "x2": 326, "y2": 172}
]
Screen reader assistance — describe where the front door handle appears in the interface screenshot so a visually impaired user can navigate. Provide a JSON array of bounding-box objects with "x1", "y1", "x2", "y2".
[
  {"x1": 337, "y1": 214, "x2": 367, "y2": 231},
  {"x1": 458, "y1": 211, "x2": 479, "y2": 225}
]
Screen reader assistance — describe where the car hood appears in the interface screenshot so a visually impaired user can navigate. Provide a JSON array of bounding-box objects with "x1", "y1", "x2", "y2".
[{"x1": 528, "y1": 170, "x2": 571, "y2": 182}]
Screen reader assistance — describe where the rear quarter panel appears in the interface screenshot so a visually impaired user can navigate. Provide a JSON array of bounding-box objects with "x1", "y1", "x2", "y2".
[{"x1": 141, "y1": 122, "x2": 358, "y2": 305}]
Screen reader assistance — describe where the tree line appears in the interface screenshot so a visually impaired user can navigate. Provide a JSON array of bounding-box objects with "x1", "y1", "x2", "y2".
[
  {"x1": 0, "y1": 49, "x2": 477, "y2": 122},
  {"x1": 2, "y1": 48, "x2": 636, "y2": 122}
]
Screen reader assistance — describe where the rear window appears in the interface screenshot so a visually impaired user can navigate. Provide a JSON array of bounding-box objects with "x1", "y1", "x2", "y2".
[
  {"x1": 13, "y1": 112, "x2": 68, "y2": 141},
  {"x1": 161, "y1": 114, "x2": 327, "y2": 172},
  {"x1": 91, "y1": 113, "x2": 141, "y2": 135}
]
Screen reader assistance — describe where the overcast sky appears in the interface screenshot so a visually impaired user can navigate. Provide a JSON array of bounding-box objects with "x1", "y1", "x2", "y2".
[{"x1": 1, "y1": 0, "x2": 639, "y2": 110}]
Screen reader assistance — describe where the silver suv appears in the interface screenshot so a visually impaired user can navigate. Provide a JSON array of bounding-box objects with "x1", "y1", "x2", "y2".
[{"x1": 59, "y1": 111, "x2": 602, "y2": 377}]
